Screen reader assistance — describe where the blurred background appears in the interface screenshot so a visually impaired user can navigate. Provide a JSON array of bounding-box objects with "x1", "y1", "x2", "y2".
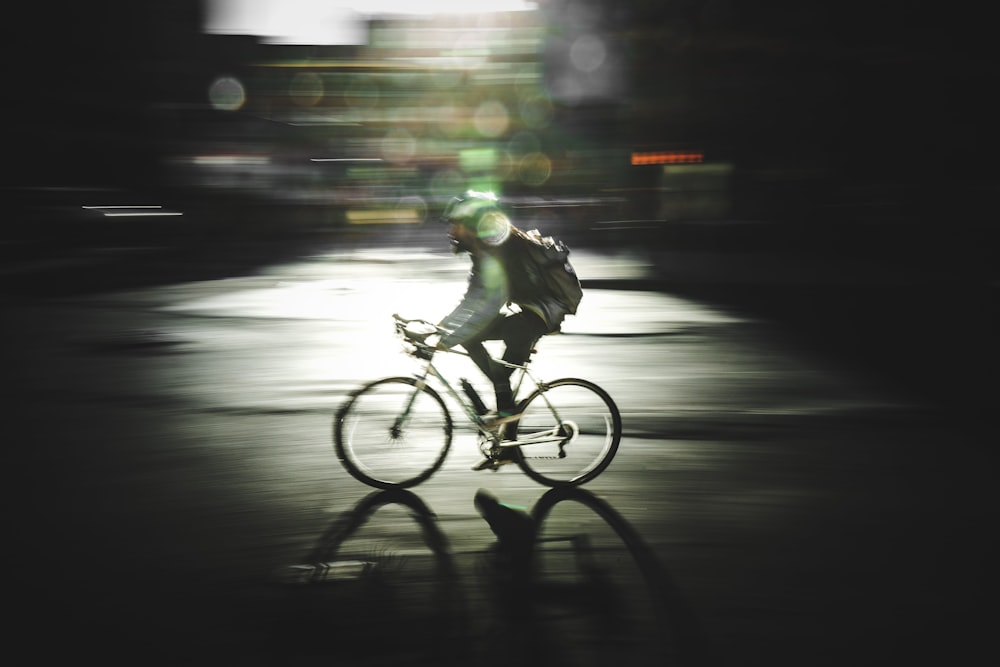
[
  {"x1": 6, "y1": 0, "x2": 994, "y2": 229},
  {"x1": 3, "y1": 0, "x2": 994, "y2": 407}
]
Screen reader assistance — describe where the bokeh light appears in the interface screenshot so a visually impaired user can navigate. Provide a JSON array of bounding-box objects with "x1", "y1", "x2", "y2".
[
  {"x1": 208, "y1": 76, "x2": 246, "y2": 111},
  {"x1": 518, "y1": 152, "x2": 551, "y2": 186},
  {"x1": 289, "y1": 72, "x2": 324, "y2": 107},
  {"x1": 569, "y1": 34, "x2": 606, "y2": 73},
  {"x1": 381, "y1": 129, "x2": 417, "y2": 164},
  {"x1": 473, "y1": 100, "x2": 511, "y2": 138},
  {"x1": 519, "y1": 94, "x2": 553, "y2": 129}
]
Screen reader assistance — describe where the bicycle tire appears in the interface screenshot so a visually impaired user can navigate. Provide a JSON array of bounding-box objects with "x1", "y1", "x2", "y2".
[
  {"x1": 334, "y1": 377, "x2": 453, "y2": 489},
  {"x1": 513, "y1": 378, "x2": 622, "y2": 487}
]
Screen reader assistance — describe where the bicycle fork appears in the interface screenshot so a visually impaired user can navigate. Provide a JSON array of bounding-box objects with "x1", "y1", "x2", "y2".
[
  {"x1": 399, "y1": 362, "x2": 492, "y2": 439},
  {"x1": 390, "y1": 367, "x2": 434, "y2": 437}
]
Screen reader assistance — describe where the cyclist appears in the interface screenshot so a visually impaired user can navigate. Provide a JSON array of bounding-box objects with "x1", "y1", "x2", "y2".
[{"x1": 434, "y1": 191, "x2": 570, "y2": 470}]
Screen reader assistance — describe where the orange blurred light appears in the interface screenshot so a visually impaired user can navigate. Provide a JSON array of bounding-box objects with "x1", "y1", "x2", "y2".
[{"x1": 630, "y1": 151, "x2": 704, "y2": 166}]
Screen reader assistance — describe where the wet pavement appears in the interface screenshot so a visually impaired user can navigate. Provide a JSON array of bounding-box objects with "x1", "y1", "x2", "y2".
[{"x1": 2, "y1": 236, "x2": 994, "y2": 666}]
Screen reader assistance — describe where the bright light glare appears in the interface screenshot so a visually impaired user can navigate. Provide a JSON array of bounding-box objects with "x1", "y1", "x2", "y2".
[
  {"x1": 205, "y1": 0, "x2": 538, "y2": 45},
  {"x1": 366, "y1": 0, "x2": 537, "y2": 14}
]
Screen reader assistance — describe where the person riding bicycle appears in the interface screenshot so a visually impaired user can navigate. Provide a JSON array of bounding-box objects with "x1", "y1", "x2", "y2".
[{"x1": 434, "y1": 190, "x2": 570, "y2": 470}]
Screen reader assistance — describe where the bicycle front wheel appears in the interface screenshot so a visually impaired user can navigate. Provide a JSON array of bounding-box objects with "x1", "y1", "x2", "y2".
[
  {"x1": 334, "y1": 377, "x2": 453, "y2": 489},
  {"x1": 514, "y1": 378, "x2": 622, "y2": 487}
]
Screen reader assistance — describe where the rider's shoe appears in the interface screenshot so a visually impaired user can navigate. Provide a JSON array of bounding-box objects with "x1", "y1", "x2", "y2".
[{"x1": 472, "y1": 447, "x2": 518, "y2": 471}]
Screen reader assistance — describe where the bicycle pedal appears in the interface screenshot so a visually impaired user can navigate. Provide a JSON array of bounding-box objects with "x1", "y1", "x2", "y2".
[{"x1": 472, "y1": 458, "x2": 496, "y2": 471}]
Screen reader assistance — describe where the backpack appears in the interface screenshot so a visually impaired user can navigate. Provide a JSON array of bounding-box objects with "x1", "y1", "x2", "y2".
[{"x1": 514, "y1": 228, "x2": 583, "y2": 315}]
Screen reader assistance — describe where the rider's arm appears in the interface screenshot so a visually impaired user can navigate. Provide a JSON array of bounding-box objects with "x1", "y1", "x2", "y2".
[{"x1": 438, "y1": 253, "x2": 508, "y2": 349}]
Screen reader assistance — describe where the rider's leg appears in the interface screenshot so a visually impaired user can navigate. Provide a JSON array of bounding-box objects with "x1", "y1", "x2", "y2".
[
  {"x1": 461, "y1": 338, "x2": 511, "y2": 410},
  {"x1": 494, "y1": 311, "x2": 547, "y2": 414},
  {"x1": 462, "y1": 311, "x2": 545, "y2": 414}
]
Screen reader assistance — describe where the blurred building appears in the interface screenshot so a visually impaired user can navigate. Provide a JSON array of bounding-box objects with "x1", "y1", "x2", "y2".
[{"x1": 6, "y1": 1, "x2": 992, "y2": 249}]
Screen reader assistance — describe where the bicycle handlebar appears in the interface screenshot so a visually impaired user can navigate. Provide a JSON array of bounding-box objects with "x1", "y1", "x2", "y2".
[
  {"x1": 393, "y1": 314, "x2": 449, "y2": 359},
  {"x1": 392, "y1": 314, "x2": 444, "y2": 337}
]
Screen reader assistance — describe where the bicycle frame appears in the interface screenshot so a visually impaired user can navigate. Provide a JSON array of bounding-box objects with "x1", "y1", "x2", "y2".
[
  {"x1": 395, "y1": 319, "x2": 570, "y2": 450},
  {"x1": 416, "y1": 356, "x2": 571, "y2": 450}
]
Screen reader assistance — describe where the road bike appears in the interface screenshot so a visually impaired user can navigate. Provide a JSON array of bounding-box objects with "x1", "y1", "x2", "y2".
[{"x1": 333, "y1": 315, "x2": 622, "y2": 489}]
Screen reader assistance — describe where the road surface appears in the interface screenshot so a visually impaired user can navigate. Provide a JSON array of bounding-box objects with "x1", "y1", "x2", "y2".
[{"x1": 3, "y1": 243, "x2": 993, "y2": 666}]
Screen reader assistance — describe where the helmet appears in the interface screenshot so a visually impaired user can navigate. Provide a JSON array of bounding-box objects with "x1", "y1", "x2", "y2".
[
  {"x1": 441, "y1": 190, "x2": 511, "y2": 246},
  {"x1": 441, "y1": 190, "x2": 500, "y2": 225}
]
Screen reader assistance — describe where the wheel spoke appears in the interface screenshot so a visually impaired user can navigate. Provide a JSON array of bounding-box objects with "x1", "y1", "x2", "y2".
[
  {"x1": 334, "y1": 377, "x2": 452, "y2": 489},
  {"x1": 515, "y1": 379, "x2": 621, "y2": 486}
]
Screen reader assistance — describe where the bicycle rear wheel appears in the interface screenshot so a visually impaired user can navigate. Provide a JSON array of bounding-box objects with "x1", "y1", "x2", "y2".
[
  {"x1": 334, "y1": 377, "x2": 453, "y2": 489},
  {"x1": 514, "y1": 378, "x2": 622, "y2": 487}
]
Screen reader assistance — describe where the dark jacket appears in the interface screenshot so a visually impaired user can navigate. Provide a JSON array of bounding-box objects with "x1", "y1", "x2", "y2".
[{"x1": 440, "y1": 234, "x2": 566, "y2": 348}]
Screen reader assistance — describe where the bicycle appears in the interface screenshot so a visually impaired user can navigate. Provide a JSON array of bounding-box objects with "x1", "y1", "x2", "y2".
[{"x1": 333, "y1": 314, "x2": 622, "y2": 489}]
